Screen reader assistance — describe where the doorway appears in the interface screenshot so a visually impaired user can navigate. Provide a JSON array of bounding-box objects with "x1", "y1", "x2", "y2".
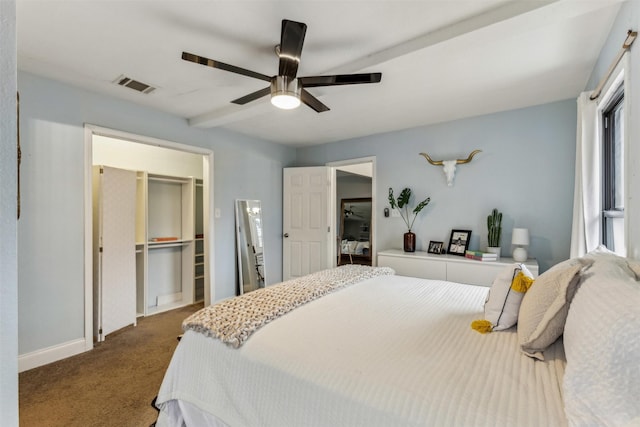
[
  {"x1": 83, "y1": 125, "x2": 214, "y2": 348},
  {"x1": 328, "y1": 157, "x2": 376, "y2": 267}
]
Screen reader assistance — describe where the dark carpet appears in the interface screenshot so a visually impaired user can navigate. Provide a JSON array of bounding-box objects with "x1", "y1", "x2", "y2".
[{"x1": 19, "y1": 303, "x2": 203, "y2": 427}]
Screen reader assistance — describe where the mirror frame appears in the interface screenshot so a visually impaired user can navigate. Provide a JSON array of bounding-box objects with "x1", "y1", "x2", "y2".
[
  {"x1": 339, "y1": 197, "x2": 372, "y2": 265},
  {"x1": 234, "y1": 199, "x2": 265, "y2": 295}
]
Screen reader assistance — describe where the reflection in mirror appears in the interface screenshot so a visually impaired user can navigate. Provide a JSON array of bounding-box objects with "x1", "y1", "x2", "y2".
[
  {"x1": 235, "y1": 200, "x2": 265, "y2": 294},
  {"x1": 339, "y1": 198, "x2": 372, "y2": 266}
]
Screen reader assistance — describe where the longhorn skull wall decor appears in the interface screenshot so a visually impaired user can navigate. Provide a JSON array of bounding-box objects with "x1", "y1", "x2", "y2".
[{"x1": 419, "y1": 150, "x2": 481, "y2": 186}]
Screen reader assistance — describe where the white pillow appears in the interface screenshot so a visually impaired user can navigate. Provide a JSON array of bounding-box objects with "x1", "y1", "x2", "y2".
[
  {"x1": 585, "y1": 245, "x2": 639, "y2": 278},
  {"x1": 627, "y1": 260, "x2": 640, "y2": 280},
  {"x1": 476, "y1": 263, "x2": 534, "y2": 332},
  {"x1": 563, "y1": 263, "x2": 640, "y2": 426},
  {"x1": 355, "y1": 241, "x2": 369, "y2": 255},
  {"x1": 517, "y1": 258, "x2": 591, "y2": 360}
]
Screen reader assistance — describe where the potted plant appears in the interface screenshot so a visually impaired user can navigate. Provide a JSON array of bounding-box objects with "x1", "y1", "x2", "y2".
[
  {"x1": 388, "y1": 187, "x2": 431, "y2": 252},
  {"x1": 487, "y1": 208, "x2": 503, "y2": 258}
]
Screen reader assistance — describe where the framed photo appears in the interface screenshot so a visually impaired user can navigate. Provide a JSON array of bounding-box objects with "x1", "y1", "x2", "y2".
[
  {"x1": 448, "y1": 229, "x2": 472, "y2": 256},
  {"x1": 427, "y1": 240, "x2": 444, "y2": 254}
]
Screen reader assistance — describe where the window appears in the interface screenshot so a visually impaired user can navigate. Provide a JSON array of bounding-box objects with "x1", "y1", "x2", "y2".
[{"x1": 601, "y1": 84, "x2": 625, "y2": 254}]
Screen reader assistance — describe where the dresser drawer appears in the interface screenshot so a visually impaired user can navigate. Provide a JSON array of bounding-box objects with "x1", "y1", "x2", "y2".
[
  {"x1": 378, "y1": 254, "x2": 446, "y2": 280},
  {"x1": 446, "y1": 262, "x2": 503, "y2": 287},
  {"x1": 377, "y1": 249, "x2": 538, "y2": 287}
]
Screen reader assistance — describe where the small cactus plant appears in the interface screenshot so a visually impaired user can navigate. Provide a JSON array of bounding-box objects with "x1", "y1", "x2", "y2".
[{"x1": 487, "y1": 208, "x2": 502, "y2": 247}]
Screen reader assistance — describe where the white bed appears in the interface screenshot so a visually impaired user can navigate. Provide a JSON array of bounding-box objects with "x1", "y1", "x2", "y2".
[
  {"x1": 155, "y1": 272, "x2": 568, "y2": 427},
  {"x1": 341, "y1": 239, "x2": 370, "y2": 256},
  {"x1": 156, "y1": 250, "x2": 640, "y2": 427}
]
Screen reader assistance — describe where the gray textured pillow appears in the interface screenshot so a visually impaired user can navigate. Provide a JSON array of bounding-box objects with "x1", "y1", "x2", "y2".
[
  {"x1": 627, "y1": 260, "x2": 640, "y2": 280},
  {"x1": 517, "y1": 258, "x2": 592, "y2": 360}
]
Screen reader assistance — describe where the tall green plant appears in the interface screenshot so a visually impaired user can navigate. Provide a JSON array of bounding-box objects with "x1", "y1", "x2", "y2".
[
  {"x1": 487, "y1": 208, "x2": 503, "y2": 247},
  {"x1": 388, "y1": 187, "x2": 431, "y2": 232}
]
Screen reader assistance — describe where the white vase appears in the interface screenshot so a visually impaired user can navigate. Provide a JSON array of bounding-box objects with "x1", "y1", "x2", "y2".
[{"x1": 486, "y1": 246, "x2": 501, "y2": 258}]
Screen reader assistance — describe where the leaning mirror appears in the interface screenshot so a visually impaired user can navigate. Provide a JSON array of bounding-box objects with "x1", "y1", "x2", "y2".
[
  {"x1": 339, "y1": 198, "x2": 372, "y2": 266},
  {"x1": 235, "y1": 200, "x2": 265, "y2": 294}
]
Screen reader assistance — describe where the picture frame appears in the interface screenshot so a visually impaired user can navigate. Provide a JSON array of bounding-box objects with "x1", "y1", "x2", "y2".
[
  {"x1": 427, "y1": 240, "x2": 444, "y2": 254},
  {"x1": 447, "y1": 229, "x2": 472, "y2": 256}
]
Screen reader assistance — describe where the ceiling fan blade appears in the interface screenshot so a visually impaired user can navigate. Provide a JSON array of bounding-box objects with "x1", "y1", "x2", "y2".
[
  {"x1": 299, "y1": 73, "x2": 382, "y2": 88},
  {"x1": 230, "y1": 87, "x2": 271, "y2": 105},
  {"x1": 300, "y1": 89, "x2": 330, "y2": 113},
  {"x1": 182, "y1": 52, "x2": 272, "y2": 82},
  {"x1": 278, "y1": 20, "x2": 307, "y2": 79}
]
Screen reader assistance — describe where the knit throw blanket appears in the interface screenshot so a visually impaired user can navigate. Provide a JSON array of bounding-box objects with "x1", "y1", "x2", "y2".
[{"x1": 183, "y1": 265, "x2": 395, "y2": 348}]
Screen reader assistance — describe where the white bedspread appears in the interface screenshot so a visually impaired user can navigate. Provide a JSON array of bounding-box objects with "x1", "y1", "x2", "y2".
[{"x1": 156, "y1": 275, "x2": 567, "y2": 427}]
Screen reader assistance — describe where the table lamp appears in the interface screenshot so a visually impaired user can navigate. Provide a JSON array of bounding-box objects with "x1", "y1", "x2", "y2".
[{"x1": 512, "y1": 228, "x2": 530, "y2": 262}]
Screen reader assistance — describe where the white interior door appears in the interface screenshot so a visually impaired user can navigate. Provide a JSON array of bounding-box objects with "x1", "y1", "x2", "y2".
[
  {"x1": 96, "y1": 166, "x2": 137, "y2": 341},
  {"x1": 283, "y1": 167, "x2": 332, "y2": 280}
]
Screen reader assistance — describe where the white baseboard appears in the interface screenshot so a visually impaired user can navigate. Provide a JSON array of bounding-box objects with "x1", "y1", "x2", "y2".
[{"x1": 18, "y1": 338, "x2": 89, "y2": 372}]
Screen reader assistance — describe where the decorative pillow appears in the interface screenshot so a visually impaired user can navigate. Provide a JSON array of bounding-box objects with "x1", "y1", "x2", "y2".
[
  {"x1": 627, "y1": 260, "x2": 640, "y2": 280},
  {"x1": 585, "y1": 245, "x2": 640, "y2": 279},
  {"x1": 355, "y1": 241, "x2": 369, "y2": 255},
  {"x1": 341, "y1": 240, "x2": 357, "y2": 254},
  {"x1": 563, "y1": 265, "x2": 640, "y2": 426},
  {"x1": 471, "y1": 263, "x2": 534, "y2": 333},
  {"x1": 517, "y1": 258, "x2": 592, "y2": 359}
]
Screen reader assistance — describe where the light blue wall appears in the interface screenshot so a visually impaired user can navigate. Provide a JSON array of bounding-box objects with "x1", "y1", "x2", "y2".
[
  {"x1": 585, "y1": 0, "x2": 639, "y2": 91},
  {"x1": 297, "y1": 100, "x2": 577, "y2": 272},
  {"x1": 584, "y1": 0, "x2": 640, "y2": 259},
  {"x1": 1, "y1": 0, "x2": 19, "y2": 423},
  {"x1": 21, "y1": 0, "x2": 639, "y2": 361},
  {"x1": 17, "y1": 72, "x2": 295, "y2": 354}
]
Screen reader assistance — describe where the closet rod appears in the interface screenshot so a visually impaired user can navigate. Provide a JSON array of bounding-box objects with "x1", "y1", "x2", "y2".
[
  {"x1": 590, "y1": 29, "x2": 636, "y2": 100},
  {"x1": 149, "y1": 176, "x2": 190, "y2": 184},
  {"x1": 148, "y1": 242, "x2": 190, "y2": 249}
]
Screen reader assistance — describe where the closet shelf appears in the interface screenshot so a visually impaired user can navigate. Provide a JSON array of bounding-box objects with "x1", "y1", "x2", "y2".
[{"x1": 148, "y1": 239, "x2": 193, "y2": 249}]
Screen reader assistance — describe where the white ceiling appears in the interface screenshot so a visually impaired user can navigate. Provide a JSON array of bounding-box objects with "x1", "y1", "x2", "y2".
[{"x1": 17, "y1": 0, "x2": 624, "y2": 147}]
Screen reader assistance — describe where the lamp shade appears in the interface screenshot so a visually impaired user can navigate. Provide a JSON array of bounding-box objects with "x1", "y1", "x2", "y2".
[{"x1": 512, "y1": 228, "x2": 530, "y2": 246}]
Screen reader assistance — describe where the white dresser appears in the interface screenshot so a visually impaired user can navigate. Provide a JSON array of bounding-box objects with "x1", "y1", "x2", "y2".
[{"x1": 377, "y1": 249, "x2": 539, "y2": 287}]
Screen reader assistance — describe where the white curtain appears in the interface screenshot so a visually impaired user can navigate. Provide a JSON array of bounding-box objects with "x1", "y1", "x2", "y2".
[{"x1": 570, "y1": 92, "x2": 601, "y2": 258}]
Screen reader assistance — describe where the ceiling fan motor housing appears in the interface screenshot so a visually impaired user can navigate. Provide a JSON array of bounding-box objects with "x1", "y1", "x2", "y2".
[{"x1": 270, "y1": 76, "x2": 301, "y2": 109}]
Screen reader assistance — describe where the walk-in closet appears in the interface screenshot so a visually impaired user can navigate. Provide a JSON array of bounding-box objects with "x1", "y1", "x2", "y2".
[{"x1": 92, "y1": 133, "x2": 209, "y2": 342}]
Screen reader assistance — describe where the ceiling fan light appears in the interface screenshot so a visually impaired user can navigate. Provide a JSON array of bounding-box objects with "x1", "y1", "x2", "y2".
[
  {"x1": 271, "y1": 76, "x2": 301, "y2": 110},
  {"x1": 271, "y1": 94, "x2": 300, "y2": 109}
]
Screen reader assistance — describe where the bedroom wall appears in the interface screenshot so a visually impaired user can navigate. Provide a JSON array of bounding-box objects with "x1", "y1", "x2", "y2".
[
  {"x1": 17, "y1": 72, "x2": 296, "y2": 359},
  {"x1": 16, "y1": 1, "x2": 636, "y2": 371},
  {"x1": 296, "y1": 100, "x2": 577, "y2": 273},
  {"x1": 584, "y1": 0, "x2": 640, "y2": 259},
  {"x1": 0, "y1": 0, "x2": 19, "y2": 423}
]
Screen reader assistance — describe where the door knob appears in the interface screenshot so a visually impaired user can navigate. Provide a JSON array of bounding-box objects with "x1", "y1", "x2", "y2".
[{"x1": 283, "y1": 233, "x2": 289, "y2": 238}]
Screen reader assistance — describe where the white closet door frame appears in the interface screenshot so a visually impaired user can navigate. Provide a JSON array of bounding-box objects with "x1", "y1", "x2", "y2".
[{"x1": 83, "y1": 125, "x2": 215, "y2": 353}]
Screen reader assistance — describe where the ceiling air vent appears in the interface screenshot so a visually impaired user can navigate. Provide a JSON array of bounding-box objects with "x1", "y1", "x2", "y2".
[{"x1": 114, "y1": 75, "x2": 156, "y2": 94}]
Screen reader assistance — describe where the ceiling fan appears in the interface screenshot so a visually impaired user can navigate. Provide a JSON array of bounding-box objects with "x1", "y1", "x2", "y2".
[
  {"x1": 182, "y1": 19, "x2": 382, "y2": 113},
  {"x1": 344, "y1": 206, "x2": 364, "y2": 219}
]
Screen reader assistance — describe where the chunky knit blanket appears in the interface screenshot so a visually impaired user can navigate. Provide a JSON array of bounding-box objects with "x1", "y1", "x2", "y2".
[{"x1": 183, "y1": 265, "x2": 395, "y2": 348}]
